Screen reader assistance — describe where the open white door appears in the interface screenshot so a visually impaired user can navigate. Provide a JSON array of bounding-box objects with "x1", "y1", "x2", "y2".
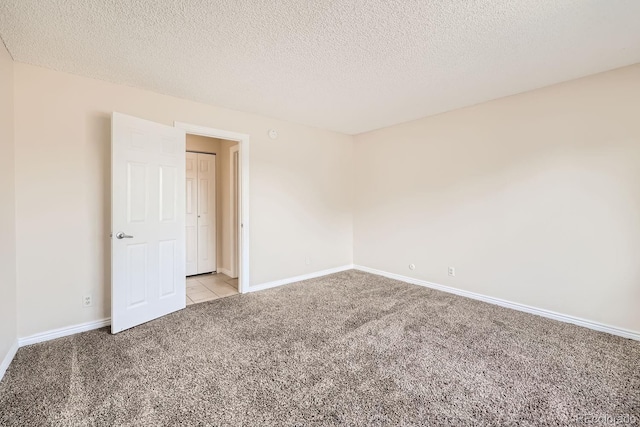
[{"x1": 111, "y1": 112, "x2": 186, "y2": 334}]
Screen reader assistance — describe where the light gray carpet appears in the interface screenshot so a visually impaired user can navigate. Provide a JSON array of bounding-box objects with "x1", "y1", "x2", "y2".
[{"x1": 1, "y1": 270, "x2": 638, "y2": 426}]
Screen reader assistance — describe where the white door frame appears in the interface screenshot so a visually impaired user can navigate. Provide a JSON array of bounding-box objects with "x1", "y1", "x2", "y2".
[
  {"x1": 229, "y1": 145, "x2": 239, "y2": 278},
  {"x1": 174, "y1": 122, "x2": 250, "y2": 294}
]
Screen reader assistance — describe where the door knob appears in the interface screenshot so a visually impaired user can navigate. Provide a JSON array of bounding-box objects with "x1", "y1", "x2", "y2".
[{"x1": 115, "y1": 232, "x2": 134, "y2": 239}]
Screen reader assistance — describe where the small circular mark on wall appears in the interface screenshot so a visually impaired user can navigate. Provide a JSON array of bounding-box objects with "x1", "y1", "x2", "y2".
[{"x1": 268, "y1": 129, "x2": 278, "y2": 139}]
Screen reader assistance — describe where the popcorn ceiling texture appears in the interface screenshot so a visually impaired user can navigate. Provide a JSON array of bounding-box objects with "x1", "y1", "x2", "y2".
[{"x1": 0, "y1": 0, "x2": 639, "y2": 134}]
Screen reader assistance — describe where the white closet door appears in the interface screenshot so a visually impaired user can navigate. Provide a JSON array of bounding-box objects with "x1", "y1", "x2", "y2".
[
  {"x1": 185, "y1": 152, "x2": 198, "y2": 276},
  {"x1": 197, "y1": 153, "x2": 217, "y2": 274}
]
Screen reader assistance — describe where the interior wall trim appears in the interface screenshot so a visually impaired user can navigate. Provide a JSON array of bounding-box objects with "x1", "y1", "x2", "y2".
[
  {"x1": 248, "y1": 264, "x2": 355, "y2": 293},
  {"x1": 353, "y1": 265, "x2": 640, "y2": 341},
  {"x1": 18, "y1": 318, "x2": 111, "y2": 347},
  {"x1": 0, "y1": 339, "x2": 19, "y2": 382}
]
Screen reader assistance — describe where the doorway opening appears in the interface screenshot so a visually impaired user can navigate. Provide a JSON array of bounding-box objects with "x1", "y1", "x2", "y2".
[
  {"x1": 175, "y1": 122, "x2": 249, "y2": 299},
  {"x1": 184, "y1": 134, "x2": 239, "y2": 304}
]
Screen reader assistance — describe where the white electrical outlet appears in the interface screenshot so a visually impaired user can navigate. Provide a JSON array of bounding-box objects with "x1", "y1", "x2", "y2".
[
  {"x1": 305, "y1": 256, "x2": 311, "y2": 265},
  {"x1": 409, "y1": 264, "x2": 416, "y2": 270},
  {"x1": 448, "y1": 267, "x2": 456, "y2": 277},
  {"x1": 83, "y1": 294, "x2": 93, "y2": 307}
]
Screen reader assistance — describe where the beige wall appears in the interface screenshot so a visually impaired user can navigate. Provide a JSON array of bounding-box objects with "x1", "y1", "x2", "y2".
[
  {"x1": 0, "y1": 42, "x2": 17, "y2": 362},
  {"x1": 10, "y1": 57, "x2": 637, "y2": 340},
  {"x1": 14, "y1": 63, "x2": 354, "y2": 337},
  {"x1": 185, "y1": 134, "x2": 238, "y2": 273},
  {"x1": 185, "y1": 134, "x2": 221, "y2": 154},
  {"x1": 354, "y1": 64, "x2": 640, "y2": 333}
]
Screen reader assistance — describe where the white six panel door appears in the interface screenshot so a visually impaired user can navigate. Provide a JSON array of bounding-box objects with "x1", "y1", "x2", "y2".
[
  {"x1": 185, "y1": 153, "x2": 198, "y2": 276},
  {"x1": 197, "y1": 154, "x2": 217, "y2": 274},
  {"x1": 111, "y1": 112, "x2": 186, "y2": 334}
]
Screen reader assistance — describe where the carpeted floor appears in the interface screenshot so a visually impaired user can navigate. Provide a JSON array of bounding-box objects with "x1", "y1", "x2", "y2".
[{"x1": 0, "y1": 270, "x2": 638, "y2": 426}]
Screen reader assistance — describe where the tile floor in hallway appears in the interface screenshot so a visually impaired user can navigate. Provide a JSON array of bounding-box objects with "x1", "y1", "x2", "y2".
[{"x1": 186, "y1": 273, "x2": 239, "y2": 305}]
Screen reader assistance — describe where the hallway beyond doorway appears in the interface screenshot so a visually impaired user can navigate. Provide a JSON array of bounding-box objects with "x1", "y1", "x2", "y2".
[{"x1": 186, "y1": 273, "x2": 239, "y2": 305}]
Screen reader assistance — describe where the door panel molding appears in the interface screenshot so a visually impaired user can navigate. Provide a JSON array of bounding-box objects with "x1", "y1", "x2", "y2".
[{"x1": 111, "y1": 112, "x2": 186, "y2": 334}]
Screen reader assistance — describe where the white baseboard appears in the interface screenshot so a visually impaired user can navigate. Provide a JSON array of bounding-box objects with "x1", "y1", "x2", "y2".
[
  {"x1": 18, "y1": 318, "x2": 111, "y2": 347},
  {"x1": 217, "y1": 268, "x2": 234, "y2": 278},
  {"x1": 0, "y1": 339, "x2": 19, "y2": 382},
  {"x1": 248, "y1": 264, "x2": 354, "y2": 293},
  {"x1": 354, "y1": 265, "x2": 640, "y2": 341}
]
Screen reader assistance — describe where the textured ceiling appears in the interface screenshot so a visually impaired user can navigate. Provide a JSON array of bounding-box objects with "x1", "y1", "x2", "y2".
[{"x1": 1, "y1": 1, "x2": 639, "y2": 134}]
